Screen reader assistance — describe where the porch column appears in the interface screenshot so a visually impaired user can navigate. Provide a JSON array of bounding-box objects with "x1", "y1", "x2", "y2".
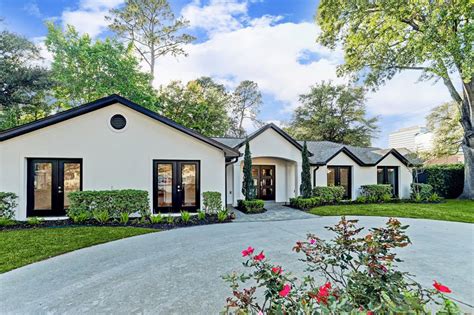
[
  {"x1": 233, "y1": 161, "x2": 242, "y2": 205},
  {"x1": 295, "y1": 162, "x2": 302, "y2": 197}
]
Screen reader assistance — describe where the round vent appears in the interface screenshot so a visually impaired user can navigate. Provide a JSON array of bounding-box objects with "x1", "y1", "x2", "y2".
[{"x1": 110, "y1": 114, "x2": 127, "y2": 130}]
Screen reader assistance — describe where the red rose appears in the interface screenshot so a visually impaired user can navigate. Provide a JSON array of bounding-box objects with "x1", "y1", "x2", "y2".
[
  {"x1": 254, "y1": 251, "x2": 265, "y2": 261},
  {"x1": 272, "y1": 266, "x2": 283, "y2": 275},
  {"x1": 279, "y1": 284, "x2": 291, "y2": 297},
  {"x1": 433, "y1": 280, "x2": 452, "y2": 293},
  {"x1": 241, "y1": 246, "x2": 255, "y2": 257}
]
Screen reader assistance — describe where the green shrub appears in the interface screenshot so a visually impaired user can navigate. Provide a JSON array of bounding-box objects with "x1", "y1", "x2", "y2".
[
  {"x1": 69, "y1": 210, "x2": 90, "y2": 224},
  {"x1": 312, "y1": 186, "x2": 345, "y2": 203},
  {"x1": 428, "y1": 193, "x2": 442, "y2": 203},
  {"x1": 68, "y1": 189, "x2": 150, "y2": 219},
  {"x1": 203, "y1": 191, "x2": 222, "y2": 213},
  {"x1": 150, "y1": 213, "x2": 164, "y2": 224},
  {"x1": 289, "y1": 197, "x2": 321, "y2": 210},
  {"x1": 0, "y1": 192, "x2": 18, "y2": 219},
  {"x1": 119, "y1": 212, "x2": 129, "y2": 225},
  {"x1": 411, "y1": 183, "x2": 433, "y2": 201},
  {"x1": 416, "y1": 164, "x2": 463, "y2": 198},
  {"x1": 237, "y1": 199, "x2": 265, "y2": 213},
  {"x1": 0, "y1": 217, "x2": 15, "y2": 226},
  {"x1": 166, "y1": 215, "x2": 174, "y2": 224},
  {"x1": 355, "y1": 196, "x2": 367, "y2": 204},
  {"x1": 92, "y1": 209, "x2": 110, "y2": 224},
  {"x1": 180, "y1": 211, "x2": 191, "y2": 223},
  {"x1": 359, "y1": 184, "x2": 393, "y2": 202},
  {"x1": 197, "y1": 210, "x2": 206, "y2": 220},
  {"x1": 27, "y1": 217, "x2": 43, "y2": 225},
  {"x1": 217, "y1": 209, "x2": 228, "y2": 222}
]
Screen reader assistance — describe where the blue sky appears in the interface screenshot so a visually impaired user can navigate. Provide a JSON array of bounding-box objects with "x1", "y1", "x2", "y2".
[{"x1": 0, "y1": 0, "x2": 452, "y2": 147}]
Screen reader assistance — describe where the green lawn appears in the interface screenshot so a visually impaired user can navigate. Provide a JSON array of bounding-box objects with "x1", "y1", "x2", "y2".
[
  {"x1": 308, "y1": 199, "x2": 474, "y2": 223},
  {"x1": 0, "y1": 226, "x2": 156, "y2": 273}
]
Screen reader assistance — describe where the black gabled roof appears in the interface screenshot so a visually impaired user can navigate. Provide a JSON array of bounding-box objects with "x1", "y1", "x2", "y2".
[{"x1": 0, "y1": 94, "x2": 241, "y2": 158}]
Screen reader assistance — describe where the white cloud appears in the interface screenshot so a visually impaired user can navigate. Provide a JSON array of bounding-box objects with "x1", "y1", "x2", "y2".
[
  {"x1": 61, "y1": 0, "x2": 123, "y2": 37},
  {"x1": 154, "y1": 22, "x2": 344, "y2": 113},
  {"x1": 23, "y1": 1, "x2": 42, "y2": 18}
]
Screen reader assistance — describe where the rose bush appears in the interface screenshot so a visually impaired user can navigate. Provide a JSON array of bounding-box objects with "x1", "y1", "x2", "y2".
[{"x1": 223, "y1": 217, "x2": 460, "y2": 314}]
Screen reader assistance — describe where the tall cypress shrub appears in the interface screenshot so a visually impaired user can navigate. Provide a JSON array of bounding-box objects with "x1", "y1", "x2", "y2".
[
  {"x1": 300, "y1": 141, "x2": 312, "y2": 198},
  {"x1": 242, "y1": 140, "x2": 256, "y2": 200}
]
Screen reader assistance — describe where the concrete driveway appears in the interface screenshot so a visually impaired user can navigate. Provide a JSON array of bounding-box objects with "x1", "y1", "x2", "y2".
[{"x1": 1, "y1": 216, "x2": 473, "y2": 314}]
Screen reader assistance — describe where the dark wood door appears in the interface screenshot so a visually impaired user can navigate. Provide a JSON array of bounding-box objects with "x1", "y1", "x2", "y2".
[
  {"x1": 154, "y1": 160, "x2": 200, "y2": 213},
  {"x1": 27, "y1": 159, "x2": 82, "y2": 217},
  {"x1": 252, "y1": 165, "x2": 275, "y2": 200}
]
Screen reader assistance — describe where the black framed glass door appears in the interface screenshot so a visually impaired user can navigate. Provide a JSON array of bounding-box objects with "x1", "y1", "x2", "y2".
[
  {"x1": 27, "y1": 159, "x2": 82, "y2": 217},
  {"x1": 327, "y1": 166, "x2": 352, "y2": 199},
  {"x1": 251, "y1": 165, "x2": 275, "y2": 200},
  {"x1": 153, "y1": 160, "x2": 200, "y2": 213},
  {"x1": 377, "y1": 166, "x2": 399, "y2": 197}
]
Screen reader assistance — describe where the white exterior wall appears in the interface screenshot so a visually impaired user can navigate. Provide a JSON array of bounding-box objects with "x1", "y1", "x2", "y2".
[
  {"x1": 230, "y1": 128, "x2": 302, "y2": 205},
  {"x1": 377, "y1": 154, "x2": 413, "y2": 199},
  {"x1": 312, "y1": 151, "x2": 413, "y2": 200},
  {"x1": 0, "y1": 103, "x2": 226, "y2": 220}
]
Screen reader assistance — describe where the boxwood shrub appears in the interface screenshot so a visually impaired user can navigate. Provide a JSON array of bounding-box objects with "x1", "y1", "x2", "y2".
[
  {"x1": 359, "y1": 184, "x2": 393, "y2": 202},
  {"x1": 0, "y1": 192, "x2": 18, "y2": 219},
  {"x1": 68, "y1": 189, "x2": 150, "y2": 219},
  {"x1": 312, "y1": 186, "x2": 345, "y2": 204},
  {"x1": 289, "y1": 197, "x2": 321, "y2": 210},
  {"x1": 237, "y1": 199, "x2": 265, "y2": 213},
  {"x1": 203, "y1": 191, "x2": 222, "y2": 213}
]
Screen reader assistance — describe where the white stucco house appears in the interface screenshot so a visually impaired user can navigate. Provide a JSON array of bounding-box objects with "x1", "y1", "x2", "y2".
[{"x1": 0, "y1": 95, "x2": 418, "y2": 220}]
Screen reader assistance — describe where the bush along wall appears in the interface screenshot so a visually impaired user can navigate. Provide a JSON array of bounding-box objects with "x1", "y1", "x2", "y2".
[
  {"x1": 358, "y1": 184, "x2": 393, "y2": 203},
  {"x1": 312, "y1": 186, "x2": 345, "y2": 204},
  {"x1": 0, "y1": 192, "x2": 18, "y2": 219},
  {"x1": 415, "y1": 164, "x2": 464, "y2": 198},
  {"x1": 203, "y1": 191, "x2": 222, "y2": 214}
]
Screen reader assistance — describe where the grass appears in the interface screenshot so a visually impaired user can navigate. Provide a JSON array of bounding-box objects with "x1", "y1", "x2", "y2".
[
  {"x1": 308, "y1": 199, "x2": 474, "y2": 224},
  {"x1": 0, "y1": 226, "x2": 156, "y2": 273}
]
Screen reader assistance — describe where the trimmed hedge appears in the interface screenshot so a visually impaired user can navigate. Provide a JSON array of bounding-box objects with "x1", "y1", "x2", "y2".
[
  {"x1": 360, "y1": 185, "x2": 393, "y2": 202},
  {"x1": 68, "y1": 190, "x2": 150, "y2": 219},
  {"x1": 289, "y1": 197, "x2": 321, "y2": 210},
  {"x1": 203, "y1": 191, "x2": 222, "y2": 213},
  {"x1": 410, "y1": 183, "x2": 433, "y2": 200},
  {"x1": 416, "y1": 164, "x2": 464, "y2": 198},
  {"x1": 312, "y1": 186, "x2": 346, "y2": 203},
  {"x1": 0, "y1": 192, "x2": 18, "y2": 219},
  {"x1": 237, "y1": 199, "x2": 265, "y2": 213}
]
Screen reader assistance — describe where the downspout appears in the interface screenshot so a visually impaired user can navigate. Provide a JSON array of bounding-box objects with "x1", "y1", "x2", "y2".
[
  {"x1": 225, "y1": 156, "x2": 240, "y2": 208},
  {"x1": 313, "y1": 166, "x2": 319, "y2": 187}
]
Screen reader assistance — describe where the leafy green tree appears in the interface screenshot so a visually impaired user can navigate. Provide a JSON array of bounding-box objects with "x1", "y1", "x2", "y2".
[
  {"x1": 242, "y1": 140, "x2": 256, "y2": 200},
  {"x1": 299, "y1": 141, "x2": 312, "y2": 198},
  {"x1": 228, "y1": 80, "x2": 263, "y2": 137},
  {"x1": 426, "y1": 102, "x2": 464, "y2": 158},
  {"x1": 316, "y1": 0, "x2": 473, "y2": 198},
  {"x1": 0, "y1": 30, "x2": 53, "y2": 130},
  {"x1": 107, "y1": 0, "x2": 195, "y2": 80},
  {"x1": 157, "y1": 77, "x2": 231, "y2": 137},
  {"x1": 45, "y1": 22, "x2": 157, "y2": 109},
  {"x1": 286, "y1": 82, "x2": 378, "y2": 146}
]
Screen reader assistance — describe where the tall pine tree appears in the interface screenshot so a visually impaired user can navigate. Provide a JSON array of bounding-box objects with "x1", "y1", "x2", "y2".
[
  {"x1": 300, "y1": 141, "x2": 312, "y2": 198},
  {"x1": 242, "y1": 140, "x2": 256, "y2": 200}
]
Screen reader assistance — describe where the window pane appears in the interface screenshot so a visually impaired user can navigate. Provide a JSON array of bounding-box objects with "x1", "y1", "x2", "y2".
[
  {"x1": 63, "y1": 163, "x2": 81, "y2": 208},
  {"x1": 182, "y1": 164, "x2": 196, "y2": 207},
  {"x1": 327, "y1": 168, "x2": 336, "y2": 186},
  {"x1": 158, "y1": 164, "x2": 173, "y2": 207},
  {"x1": 339, "y1": 167, "x2": 350, "y2": 199},
  {"x1": 377, "y1": 168, "x2": 384, "y2": 184},
  {"x1": 387, "y1": 167, "x2": 397, "y2": 195},
  {"x1": 34, "y1": 163, "x2": 52, "y2": 210}
]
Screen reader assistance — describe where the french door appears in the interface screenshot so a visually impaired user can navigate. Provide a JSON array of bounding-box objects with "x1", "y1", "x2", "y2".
[
  {"x1": 27, "y1": 159, "x2": 82, "y2": 217},
  {"x1": 377, "y1": 166, "x2": 399, "y2": 197},
  {"x1": 252, "y1": 165, "x2": 275, "y2": 200},
  {"x1": 153, "y1": 160, "x2": 200, "y2": 213},
  {"x1": 327, "y1": 166, "x2": 352, "y2": 199}
]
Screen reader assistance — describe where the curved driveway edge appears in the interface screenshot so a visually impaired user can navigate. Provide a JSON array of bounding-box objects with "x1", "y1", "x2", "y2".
[{"x1": 1, "y1": 217, "x2": 473, "y2": 314}]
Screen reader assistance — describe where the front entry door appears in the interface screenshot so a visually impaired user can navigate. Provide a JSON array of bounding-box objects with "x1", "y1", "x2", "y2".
[
  {"x1": 252, "y1": 165, "x2": 275, "y2": 200},
  {"x1": 154, "y1": 160, "x2": 200, "y2": 213},
  {"x1": 27, "y1": 159, "x2": 82, "y2": 217}
]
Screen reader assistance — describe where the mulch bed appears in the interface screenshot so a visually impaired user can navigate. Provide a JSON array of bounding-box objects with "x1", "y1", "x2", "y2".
[{"x1": 0, "y1": 214, "x2": 234, "y2": 231}]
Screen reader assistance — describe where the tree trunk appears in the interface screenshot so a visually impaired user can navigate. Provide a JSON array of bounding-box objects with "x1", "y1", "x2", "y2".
[{"x1": 459, "y1": 79, "x2": 474, "y2": 199}]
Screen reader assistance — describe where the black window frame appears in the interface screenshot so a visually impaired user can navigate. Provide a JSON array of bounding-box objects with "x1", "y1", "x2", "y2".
[
  {"x1": 377, "y1": 166, "x2": 399, "y2": 197},
  {"x1": 327, "y1": 166, "x2": 352, "y2": 199}
]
